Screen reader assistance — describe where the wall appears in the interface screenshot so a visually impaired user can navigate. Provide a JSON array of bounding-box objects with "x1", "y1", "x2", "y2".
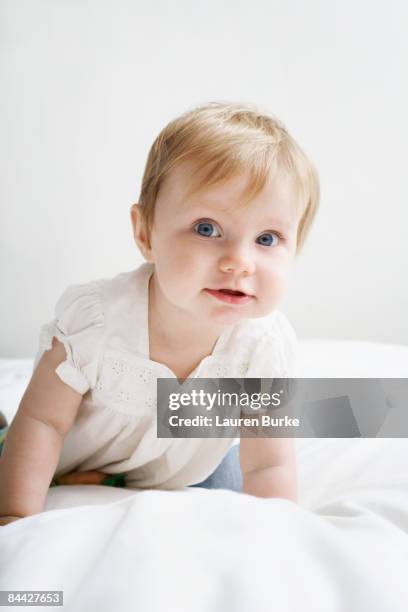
[{"x1": 1, "y1": 0, "x2": 407, "y2": 356}]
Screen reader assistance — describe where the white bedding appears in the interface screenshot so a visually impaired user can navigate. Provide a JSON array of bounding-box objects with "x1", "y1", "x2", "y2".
[{"x1": 0, "y1": 340, "x2": 408, "y2": 611}]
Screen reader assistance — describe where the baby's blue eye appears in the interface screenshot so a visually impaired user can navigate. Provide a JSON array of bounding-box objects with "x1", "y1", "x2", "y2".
[
  {"x1": 256, "y1": 232, "x2": 279, "y2": 247},
  {"x1": 194, "y1": 221, "x2": 221, "y2": 237}
]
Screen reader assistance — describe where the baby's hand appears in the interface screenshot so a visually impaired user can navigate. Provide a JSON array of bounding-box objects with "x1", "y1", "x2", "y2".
[
  {"x1": 0, "y1": 515, "x2": 22, "y2": 527},
  {"x1": 54, "y1": 471, "x2": 126, "y2": 487},
  {"x1": 54, "y1": 470, "x2": 108, "y2": 485}
]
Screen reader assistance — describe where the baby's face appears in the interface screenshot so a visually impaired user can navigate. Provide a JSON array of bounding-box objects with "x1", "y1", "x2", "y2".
[{"x1": 142, "y1": 161, "x2": 301, "y2": 327}]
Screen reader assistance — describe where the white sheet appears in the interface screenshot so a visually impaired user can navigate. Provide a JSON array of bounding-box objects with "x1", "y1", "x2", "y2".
[
  {"x1": 1, "y1": 341, "x2": 408, "y2": 611},
  {"x1": 1, "y1": 451, "x2": 408, "y2": 612}
]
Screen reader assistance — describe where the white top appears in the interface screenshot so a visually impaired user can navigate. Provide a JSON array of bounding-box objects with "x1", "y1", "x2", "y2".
[{"x1": 35, "y1": 262, "x2": 297, "y2": 490}]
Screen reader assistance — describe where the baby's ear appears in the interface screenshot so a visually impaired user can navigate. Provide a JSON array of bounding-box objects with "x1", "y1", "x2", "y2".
[{"x1": 130, "y1": 203, "x2": 154, "y2": 262}]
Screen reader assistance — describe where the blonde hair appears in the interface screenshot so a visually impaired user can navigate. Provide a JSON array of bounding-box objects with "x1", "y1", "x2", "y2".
[{"x1": 138, "y1": 101, "x2": 320, "y2": 254}]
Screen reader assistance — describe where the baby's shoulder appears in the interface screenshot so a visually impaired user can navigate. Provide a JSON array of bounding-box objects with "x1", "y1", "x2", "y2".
[
  {"x1": 53, "y1": 263, "x2": 150, "y2": 345},
  {"x1": 72, "y1": 263, "x2": 150, "y2": 320},
  {"x1": 96, "y1": 268, "x2": 143, "y2": 314}
]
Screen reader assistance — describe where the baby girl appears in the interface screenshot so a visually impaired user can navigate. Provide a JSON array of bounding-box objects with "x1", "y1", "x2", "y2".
[{"x1": 0, "y1": 101, "x2": 319, "y2": 526}]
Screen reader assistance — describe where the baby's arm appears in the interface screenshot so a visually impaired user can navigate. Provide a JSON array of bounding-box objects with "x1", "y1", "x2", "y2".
[
  {"x1": 0, "y1": 338, "x2": 83, "y2": 522},
  {"x1": 239, "y1": 436, "x2": 297, "y2": 502}
]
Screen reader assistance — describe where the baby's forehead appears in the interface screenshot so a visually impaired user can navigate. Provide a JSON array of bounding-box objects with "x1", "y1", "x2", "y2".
[{"x1": 168, "y1": 164, "x2": 302, "y2": 226}]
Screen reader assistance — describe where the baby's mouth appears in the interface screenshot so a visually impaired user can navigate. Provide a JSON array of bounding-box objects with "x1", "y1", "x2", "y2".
[
  {"x1": 217, "y1": 289, "x2": 247, "y2": 296},
  {"x1": 204, "y1": 287, "x2": 254, "y2": 305}
]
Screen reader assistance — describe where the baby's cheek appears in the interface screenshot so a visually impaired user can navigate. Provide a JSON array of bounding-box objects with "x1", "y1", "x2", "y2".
[
  {"x1": 261, "y1": 268, "x2": 289, "y2": 305},
  {"x1": 159, "y1": 250, "x2": 200, "y2": 296},
  {"x1": 157, "y1": 241, "x2": 185, "y2": 270},
  {"x1": 170, "y1": 251, "x2": 199, "y2": 279},
  {"x1": 173, "y1": 242, "x2": 207, "y2": 272}
]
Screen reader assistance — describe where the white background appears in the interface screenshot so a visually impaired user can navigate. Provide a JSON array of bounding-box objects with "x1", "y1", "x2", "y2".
[{"x1": 1, "y1": 0, "x2": 407, "y2": 356}]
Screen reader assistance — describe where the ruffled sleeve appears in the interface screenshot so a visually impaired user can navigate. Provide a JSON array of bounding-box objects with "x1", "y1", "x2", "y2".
[{"x1": 34, "y1": 281, "x2": 105, "y2": 394}]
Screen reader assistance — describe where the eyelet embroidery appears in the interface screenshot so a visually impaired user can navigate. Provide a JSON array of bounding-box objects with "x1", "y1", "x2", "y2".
[
  {"x1": 145, "y1": 395, "x2": 156, "y2": 409},
  {"x1": 97, "y1": 355, "x2": 252, "y2": 406},
  {"x1": 138, "y1": 367, "x2": 155, "y2": 382},
  {"x1": 111, "y1": 359, "x2": 154, "y2": 381},
  {"x1": 103, "y1": 388, "x2": 158, "y2": 407},
  {"x1": 214, "y1": 365, "x2": 231, "y2": 377},
  {"x1": 238, "y1": 362, "x2": 250, "y2": 377},
  {"x1": 112, "y1": 360, "x2": 126, "y2": 376},
  {"x1": 113, "y1": 391, "x2": 156, "y2": 409},
  {"x1": 213, "y1": 362, "x2": 249, "y2": 378}
]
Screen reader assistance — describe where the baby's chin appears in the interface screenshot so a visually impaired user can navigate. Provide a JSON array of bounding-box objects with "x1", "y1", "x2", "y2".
[
  {"x1": 205, "y1": 304, "x2": 256, "y2": 327},
  {"x1": 205, "y1": 299, "x2": 279, "y2": 326}
]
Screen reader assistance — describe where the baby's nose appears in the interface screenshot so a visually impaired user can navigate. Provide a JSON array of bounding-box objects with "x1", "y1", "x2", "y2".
[{"x1": 218, "y1": 255, "x2": 255, "y2": 276}]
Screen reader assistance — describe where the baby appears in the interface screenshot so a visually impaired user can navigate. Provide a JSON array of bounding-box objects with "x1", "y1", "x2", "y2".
[{"x1": 0, "y1": 101, "x2": 319, "y2": 526}]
